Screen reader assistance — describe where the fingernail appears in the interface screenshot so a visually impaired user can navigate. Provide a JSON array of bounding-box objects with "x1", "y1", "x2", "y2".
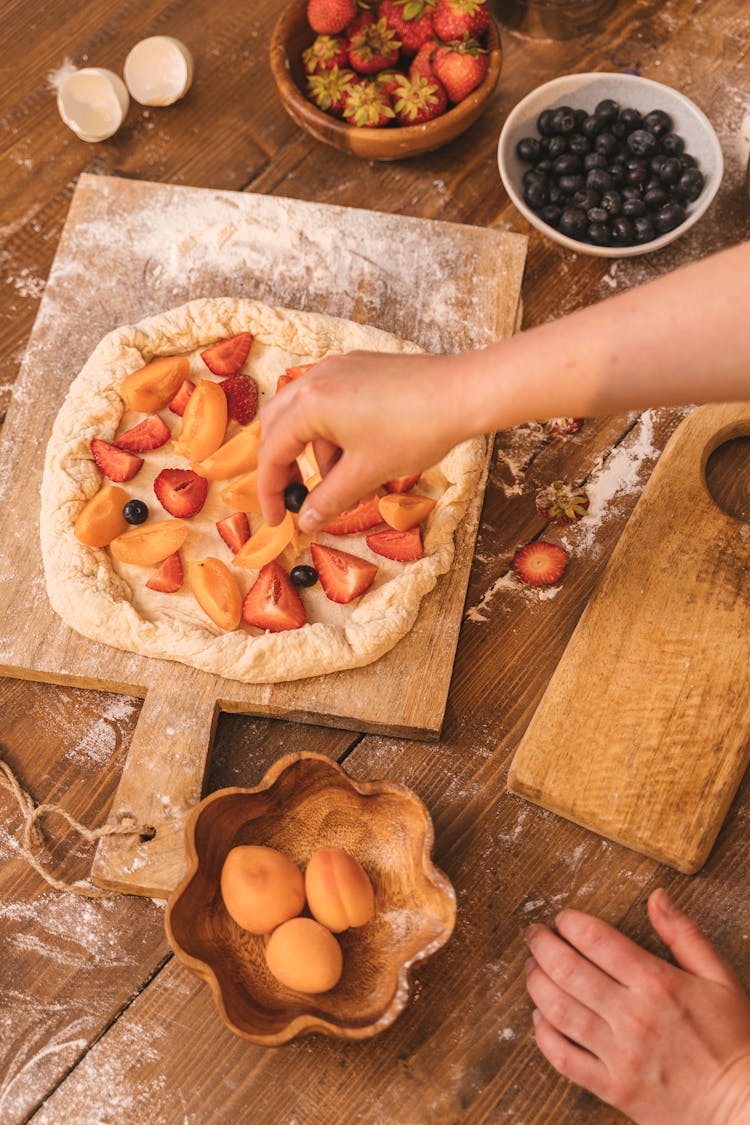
[
  {"x1": 532, "y1": 1008, "x2": 542, "y2": 1025},
  {"x1": 653, "y1": 887, "x2": 676, "y2": 914},
  {"x1": 298, "y1": 508, "x2": 322, "y2": 534},
  {"x1": 524, "y1": 956, "x2": 537, "y2": 975},
  {"x1": 525, "y1": 924, "x2": 541, "y2": 942}
]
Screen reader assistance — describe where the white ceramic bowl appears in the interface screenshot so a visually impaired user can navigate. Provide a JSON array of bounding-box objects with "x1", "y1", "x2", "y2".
[{"x1": 497, "y1": 72, "x2": 723, "y2": 257}]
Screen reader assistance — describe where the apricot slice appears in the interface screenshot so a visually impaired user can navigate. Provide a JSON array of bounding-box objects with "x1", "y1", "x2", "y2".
[
  {"x1": 305, "y1": 847, "x2": 375, "y2": 933},
  {"x1": 187, "y1": 557, "x2": 242, "y2": 630},
  {"x1": 378, "y1": 492, "x2": 437, "y2": 532},
  {"x1": 109, "y1": 519, "x2": 188, "y2": 565},
  {"x1": 74, "y1": 484, "x2": 130, "y2": 547},
  {"x1": 220, "y1": 845, "x2": 305, "y2": 934},
  {"x1": 173, "y1": 379, "x2": 228, "y2": 462},
  {"x1": 191, "y1": 418, "x2": 261, "y2": 480},
  {"x1": 233, "y1": 511, "x2": 295, "y2": 570},
  {"x1": 220, "y1": 470, "x2": 261, "y2": 513},
  {"x1": 120, "y1": 356, "x2": 190, "y2": 413}
]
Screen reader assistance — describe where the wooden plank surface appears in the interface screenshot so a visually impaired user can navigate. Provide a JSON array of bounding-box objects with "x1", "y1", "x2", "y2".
[{"x1": 1, "y1": 0, "x2": 750, "y2": 1121}]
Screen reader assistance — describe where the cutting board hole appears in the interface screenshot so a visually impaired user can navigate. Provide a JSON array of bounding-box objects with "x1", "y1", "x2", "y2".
[{"x1": 705, "y1": 437, "x2": 750, "y2": 522}]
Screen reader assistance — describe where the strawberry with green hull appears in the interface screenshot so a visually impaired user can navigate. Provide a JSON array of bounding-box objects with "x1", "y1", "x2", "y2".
[
  {"x1": 346, "y1": 8, "x2": 377, "y2": 40},
  {"x1": 380, "y1": 0, "x2": 436, "y2": 55},
  {"x1": 242, "y1": 562, "x2": 307, "y2": 632},
  {"x1": 367, "y1": 527, "x2": 424, "y2": 561},
  {"x1": 347, "y1": 18, "x2": 401, "y2": 75},
  {"x1": 543, "y1": 417, "x2": 585, "y2": 435},
  {"x1": 433, "y1": 36, "x2": 488, "y2": 102},
  {"x1": 307, "y1": 0, "x2": 357, "y2": 35},
  {"x1": 307, "y1": 65, "x2": 358, "y2": 118},
  {"x1": 115, "y1": 414, "x2": 171, "y2": 452},
  {"x1": 146, "y1": 551, "x2": 184, "y2": 593},
  {"x1": 154, "y1": 468, "x2": 208, "y2": 519},
  {"x1": 433, "y1": 0, "x2": 489, "y2": 40},
  {"x1": 302, "y1": 34, "x2": 349, "y2": 74},
  {"x1": 200, "y1": 331, "x2": 253, "y2": 377},
  {"x1": 90, "y1": 438, "x2": 144, "y2": 483},
  {"x1": 392, "y1": 73, "x2": 447, "y2": 125},
  {"x1": 221, "y1": 374, "x2": 259, "y2": 424},
  {"x1": 216, "y1": 511, "x2": 251, "y2": 554},
  {"x1": 312, "y1": 543, "x2": 378, "y2": 603},
  {"x1": 512, "y1": 540, "x2": 568, "y2": 587},
  {"x1": 342, "y1": 81, "x2": 396, "y2": 127},
  {"x1": 168, "y1": 379, "x2": 194, "y2": 416},
  {"x1": 535, "y1": 480, "x2": 590, "y2": 526},
  {"x1": 409, "y1": 39, "x2": 439, "y2": 79},
  {"x1": 375, "y1": 69, "x2": 405, "y2": 97}
]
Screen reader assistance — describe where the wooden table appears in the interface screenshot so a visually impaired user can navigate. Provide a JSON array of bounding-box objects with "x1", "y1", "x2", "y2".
[{"x1": 1, "y1": 1, "x2": 749, "y2": 1121}]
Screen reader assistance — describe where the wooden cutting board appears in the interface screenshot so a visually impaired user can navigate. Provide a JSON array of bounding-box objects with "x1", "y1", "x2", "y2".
[
  {"x1": 0, "y1": 174, "x2": 527, "y2": 897},
  {"x1": 508, "y1": 402, "x2": 750, "y2": 873}
]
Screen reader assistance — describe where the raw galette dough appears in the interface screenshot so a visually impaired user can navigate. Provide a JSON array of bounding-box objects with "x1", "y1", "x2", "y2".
[{"x1": 41, "y1": 297, "x2": 484, "y2": 682}]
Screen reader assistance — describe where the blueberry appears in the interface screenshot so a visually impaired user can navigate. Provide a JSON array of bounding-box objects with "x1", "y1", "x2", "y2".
[
  {"x1": 658, "y1": 157, "x2": 682, "y2": 185},
  {"x1": 644, "y1": 186, "x2": 668, "y2": 210},
  {"x1": 633, "y1": 214, "x2": 657, "y2": 243},
  {"x1": 655, "y1": 201, "x2": 686, "y2": 232},
  {"x1": 284, "y1": 482, "x2": 308, "y2": 513},
  {"x1": 622, "y1": 198, "x2": 647, "y2": 218},
  {"x1": 606, "y1": 164, "x2": 627, "y2": 186},
  {"x1": 587, "y1": 221, "x2": 611, "y2": 246},
  {"x1": 537, "y1": 109, "x2": 557, "y2": 136},
  {"x1": 523, "y1": 168, "x2": 545, "y2": 188},
  {"x1": 611, "y1": 120, "x2": 627, "y2": 139},
  {"x1": 595, "y1": 98, "x2": 619, "y2": 122},
  {"x1": 567, "y1": 132, "x2": 591, "y2": 156},
  {"x1": 525, "y1": 181, "x2": 549, "y2": 210},
  {"x1": 581, "y1": 114, "x2": 608, "y2": 139},
  {"x1": 586, "y1": 168, "x2": 615, "y2": 194},
  {"x1": 626, "y1": 165, "x2": 649, "y2": 186},
  {"x1": 123, "y1": 499, "x2": 148, "y2": 525},
  {"x1": 551, "y1": 106, "x2": 577, "y2": 133},
  {"x1": 558, "y1": 207, "x2": 588, "y2": 239},
  {"x1": 678, "y1": 152, "x2": 697, "y2": 169},
  {"x1": 548, "y1": 182, "x2": 563, "y2": 204},
  {"x1": 572, "y1": 186, "x2": 601, "y2": 211},
  {"x1": 536, "y1": 158, "x2": 553, "y2": 174},
  {"x1": 583, "y1": 152, "x2": 608, "y2": 171},
  {"x1": 557, "y1": 173, "x2": 585, "y2": 195},
  {"x1": 661, "y1": 132, "x2": 685, "y2": 156},
  {"x1": 642, "y1": 109, "x2": 672, "y2": 136},
  {"x1": 516, "y1": 136, "x2": 542, "y2": 163},
  {"x1": 618, "y1": 107, "x2": 642, "y2": 132},
  {"x1": 610, "y1": 216, "x2": 635, "y2": 245},
  {"x1": 290, "y1": 565, "x2": 318, "y2": 588},
  {"x1": 540, "y1": 204, "x2": 562, "y2": 226},
  {"x1": 573, "y1": 108, "x2": 588, "y2": 127},
  {"x1": 553, "y1": 153, "x2": 582, "y2": 176},
  {"x1": 547, "y1": 135, "x2": 568, "y2": 158},
  {"x1": 675, "y1": 167, "x2": 704, "y2": 202},
  {"x1": 594, "y1": 132, "x2": 620, "y2": 158},
  {"x1": 622, "y1": 185, "x2": 644, "y2": 202},
  {"x1": 627, "y1": 129, "x2": 658, "y2": 156},
  {"x1": 600, "y1": 189, "x2": 622, "y2": 215}
]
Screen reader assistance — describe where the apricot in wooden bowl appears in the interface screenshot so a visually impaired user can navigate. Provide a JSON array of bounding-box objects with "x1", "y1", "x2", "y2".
[{"x1": 165, "y1": 751, "x2": 456, "y2": 1044}]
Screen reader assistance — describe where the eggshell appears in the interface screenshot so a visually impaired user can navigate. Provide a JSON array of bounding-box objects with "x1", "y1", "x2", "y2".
[
  {"x1": 220, "y1": 845, "x2": 304, "y2": 934},
  {"x1": 265, "y1": 917, "x2": 343, "y2": 994},
  {"x1": 304, "y1": 846, "x2": 375, "y2": 933}
]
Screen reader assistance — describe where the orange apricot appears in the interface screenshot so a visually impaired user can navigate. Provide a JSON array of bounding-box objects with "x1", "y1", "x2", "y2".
[
  {"x1": 187, "y1": 556, "x2": 242, "y2": 630},
  {"x1": 220, "y1": 470, "x2": 261, "y2": 513},
  {"x1": 220, "y1": 845, "x2": 305, "y2": 935},
  {"x1": 74, "y1": 484, "x2": 130, "y2": 548},
  {"x1": 173, "y1": 379, "x2": 228, "y2": 462},
  {"x1": 109, "y1": 519, "x2": 187, "y2": 565},
  {"x1": 120, "y1": 356, "x2": 190, "y2": 413},
  {"x1": 265, "y1": 917, "x2": 343, "y2": 993},
  {"x1": 192, "y1": 419, "x2": 261, "y2": 480},
  {"x1": 378, "y1": 492, "x2": 437, "y2": 532},
  {"x1": 304, "y1": 847, "x2": 375, "y2": 933},
  {"x1": 233, "y1": 511, "x2": 295, "y2": 569}
]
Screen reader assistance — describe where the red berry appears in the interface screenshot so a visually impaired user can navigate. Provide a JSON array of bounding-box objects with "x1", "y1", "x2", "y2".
[
  {"x1": 433, "y1": 0, "x2": 489, "y2": 41},
  {"x1": 512, "y1": 540, "x2": 568, "y2": 587},
  {"x1": 302, "y1": 34, "x2": 349, "y2": 74},
  {"x1": 242, "y1": 562, "x2": 307, "y2": 632},
  {"x1": 145, "y1": 551, "x2": 184, "y2": 593},
  {"x1": 200, "y1": 331, "x2": 253, "y2": 377},
  {"x1": 535, "y1": 480, "x2": 590, "y2": 526},
  {"x1": 307, "y1": 0, "x2": 357, "y2": 35},
  {"x1": 347, "y1": 17, "x2": 401, "y2": 75},
  {"x1": 384, "y1": 474, "x2": 421, "y2": 493},
  {"x1": 115, "y1": 414, "x2": 171, "y2": 452},
  {"x1": 433, "y1": 38, "x2": 488, "y2": 103},
  {"x1": 342, "y1": 80, "x2": 396, "y2": 127},
  {"x1": 323, "y1": 495, "x2": 384, "y2": 534},
  {"x1": 90, "y1": 438, "x2": 144, "y2": 483},
  {"x1": 307, "y1": 65, "x2": 359, "y2": 117},
  {"x1": 366, "y1": 527, "x2": 423, "y2": 561},
  {"x1": 380, "y1": 0, "x2": 436, "y2": 55},
  {"x1": 153, "y1": 468, "x2": 208, "y2": 519},
  {"x1": 543, "y1": 417, "x2": 585, "y2": 435},
  {"x1": 311, "y1": 543, "x2": 378, "y2": 604},
  {"x1": 392, "y1": 73, "x2": 447, "y2": 125},
  {"x1": 168, "y1": 379, "x2": 195, "y2": 417},
  {"x1": 221, "y1": 375, "x2": 259, "y2": 425},
  {"x1": 216, "y1": 511, "x2": 251, "y2": 554}
]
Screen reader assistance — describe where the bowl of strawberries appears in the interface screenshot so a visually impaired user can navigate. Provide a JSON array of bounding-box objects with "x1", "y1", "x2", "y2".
[{"x1": 270, "y1": 0, "x2": 502, "y2": 160}]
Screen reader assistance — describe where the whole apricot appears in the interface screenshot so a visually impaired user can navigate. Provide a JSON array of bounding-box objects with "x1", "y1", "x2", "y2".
[
  {"x1": 220, "y1": 845, "x2": 304, "y2": 935},
  {"x1": 265, "y1": 917, "x2": 343, "y2": 994},
  {"x1": 304, "y1": 846, "x2": 375, "y2": 933}
]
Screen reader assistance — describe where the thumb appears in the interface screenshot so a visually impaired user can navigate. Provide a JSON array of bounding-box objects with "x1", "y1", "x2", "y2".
[
  {"x1": 648, "y1": 888, "x2": 741, "y2": 988},
  {"x1": 297, "y1": 455, "x2": 376, "y2": 534}
]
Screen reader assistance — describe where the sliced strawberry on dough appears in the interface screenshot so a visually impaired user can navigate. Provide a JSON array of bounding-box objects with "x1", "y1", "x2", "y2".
[
  {"x1": 200, "y1": 331, "x2": 253, "y2": 377},
  {"x1": 169, "y1": 379, "x2": 195, "y2": 417},
  {"x1": 216, "y1": 511, "x2": 251, "y2": 554},
  {"x1": 276, "y1": 363, "x2": 316, "y2": 392},
  {"x1": 323, "y1": 495, "x2": 383, "y2": 535},
  {"x1": 366, "y1": 527, "x2": 423, "y2": 562},
  {"x1": 115, "y1": 414, "x2": 171, "y2": 452},
  {"x1": 90, "y1": 438, "x2": 144, "y2": 483},
  {"x1": 383, "y1": 474, "x2": 420, "y2": 493},
  {"x1": 512, "y1": 540, "x2": 568, "y2": 587},
  {"x1": 242, "y1": 561, "x2": 307, "y2": 632},
  {"x1": 145, "y1": 551, "x2": 184, "y2": 593},
  {"x1": 153, "y1": 468, "x2": 208, "y2": 519},
  {"x1": 221, "y1": 374, "x2": 259, "y2": 424},
  {"x1": 311, "y1": 543, "x2": 378, "y2": 604}
]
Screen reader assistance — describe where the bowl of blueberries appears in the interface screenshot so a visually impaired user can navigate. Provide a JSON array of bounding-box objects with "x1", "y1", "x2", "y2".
[{"x1": 497, "y1": 72, "x2": 723, "y2": 256}]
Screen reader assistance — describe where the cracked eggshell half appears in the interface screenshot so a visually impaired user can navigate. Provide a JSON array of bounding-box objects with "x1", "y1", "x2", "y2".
[
  {"x1": 56, "y1": 67, "x2": 130, "y2": 142},
  {"x1": 124, "y1": 36, "x2": 194, "y2": 106}
]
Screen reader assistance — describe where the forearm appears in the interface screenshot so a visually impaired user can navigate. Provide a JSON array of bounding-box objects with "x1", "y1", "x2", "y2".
[{"x1": 450, "y1": 240, "x2": 750, "y2": 436}]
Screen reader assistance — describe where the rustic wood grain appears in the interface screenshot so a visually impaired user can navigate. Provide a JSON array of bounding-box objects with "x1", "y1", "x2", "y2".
[{"x1": 1, "y1": 0, "x2": 750, "y2": 1121}]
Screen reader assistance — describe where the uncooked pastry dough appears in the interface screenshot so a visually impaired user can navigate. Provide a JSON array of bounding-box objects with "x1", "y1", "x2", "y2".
[{"x1": 41, "y1": 298, "x2": 484, "y2": 682}]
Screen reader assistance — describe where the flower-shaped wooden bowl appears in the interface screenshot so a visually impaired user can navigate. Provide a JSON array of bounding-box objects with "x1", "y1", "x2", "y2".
[
  {"x1": 270, "y1": 0, "x2": 503, "y2": 161},
  {"x1": 165, "y1": 752, "x2": 456, "y2": 1045}
]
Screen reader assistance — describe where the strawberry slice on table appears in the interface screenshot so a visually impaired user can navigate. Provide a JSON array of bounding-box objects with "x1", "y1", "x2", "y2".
[
  {"x1": 153, "y1": 468, "x2": 208, "y2": 519},
  {"x1": 311, "y1": 544, "x2": 378, "y2": 604},
  {"x1": 200, "y1": 331, "x2": 253, "y2": 377},
  {"x1": 115, "y1": 414, "x2": 171, "y2": 452},
  {"x1": 242, "y1": 562, "x2": 307, "y2": 633},
  {"x1": 383, "y1": 474, "x2": 420, "y2": 493},
  {"x1": 512, "y1": 540, "x2": 568, "y2": 587},
  {"x1": 145, "y1": 551, "x2": 184, "y2": 593},
  {"x1": 323, "y1": 495, "x2": 383, "y2": 535},
  {"x1": 90, "y1": 438, "x2": 144, "y2": 483},
  {"x1": 543, "y1": 417, "x2": 585, "y2": 436},
  {"x1": 276, "y1": 363, "x2": 316, "y2": 393},
  {"x1": 221, "y1": 374, "x2": 259, "y2": 425},
  {"x1": 216, "y1": 512, "x2": 251, "y2": 554},
  {"x1": 366, "y1": 527, "x2": 423, "y2": 561},
  {"x1": 168, "y1": 379, "x2": 195, "y2": 417}
]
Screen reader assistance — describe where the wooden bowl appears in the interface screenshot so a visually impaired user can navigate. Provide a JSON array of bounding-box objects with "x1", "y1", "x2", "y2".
[
  {"x1": 270, "y1": 0, "x2": 503, "y2": 161},
  {"x1": 165, "y1": 752, "x2": 456, "y2": 1045}
]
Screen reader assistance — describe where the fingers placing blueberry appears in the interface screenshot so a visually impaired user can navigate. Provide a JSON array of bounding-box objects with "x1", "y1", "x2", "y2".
[{"x1": 284, "y1": 482, "x2": 309, "y2": 513}]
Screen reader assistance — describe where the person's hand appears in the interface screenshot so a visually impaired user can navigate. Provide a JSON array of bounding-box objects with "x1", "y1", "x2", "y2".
[
  {"x1": 256, "y1": 350, "x2": 467, "y2": 531},
  {"x1": 525, "y1": 889, "x2": 750, "y2": 1124}
]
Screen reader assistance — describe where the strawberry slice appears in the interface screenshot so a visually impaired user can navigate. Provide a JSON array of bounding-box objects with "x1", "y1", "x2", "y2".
[
  {"x1": 221, "y1": 374, "x2": 259, "y2": 425},
  {"x1": 242, "y1": 561, "x2": 306, "y2": 632},
  {"x1": 153, "y1": 468, "x2": 208, "y2": 519},
  {"x1": 323, "y1": 495, "x2": 383, "y2": 535},
  {"x1": 90, "y1": 438, "x2": 144, "y2": 483},
  {"x1": 216, "y1": 511, "x2": 251, "y2": 554},
  {"x1": 169, "y1": 379, "x2": 195, "y2": 417},
  {"x1": 512, "y1": 540, "x2": 568, "y2": 587},
  {"x1": 383, "y1": 474, "x2": 420, "y2": 493},
  {"x1": 276, "y1": 363, "x2": 316, "y2": 392},
  {"x1": 200, "y1": 331, "x2": 253, "y2": 377},
  {"x1": 311, "y1": 543, "x2": 378, "y2": 604},
  {"x1": 366, "y1": 527, "x2": 423, "y2": 562},
  {"x1": 115, "y1": 414, "x2": 171, "y2": 452},
  {"x1": 145, "y1": 551, "x2": 184, "y2": 593}
]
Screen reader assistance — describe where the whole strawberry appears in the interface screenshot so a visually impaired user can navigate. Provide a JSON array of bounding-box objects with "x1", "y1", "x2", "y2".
[
  {"x1": 375, "y1": 69, "x2": 405, "y2": 96},
  {"x1": 348, "y1": 17, "x2": 401, "y2": 74},
  {"x1": 535, "y1": 480, "x2": 590, "y2": 526},
  {"x1": 433, "y1": 0, "x2": 489, "y2": 41},
  {"x1": 302, "y1": 34, "x2": 349, "y2": 74},
  {"x1": 409, "y1": 38, "x2": 439, "y2": 79},
  {"x1": 432, "y1": 37, "x2": 488, "y2": 102},
  {"x1": 392, "y1": 73, "x2": 447, "y2": 124},
  {"x1": 380, "y1": 0, "x2": 436, "y2": 56},
  {"x1": 307, "y1": 0, "x2": 357, "y2": 34},
  {"x1": 307, "y1": 65, "x2": 359, "y2": 117},
  {"x1": 342, "y1": 79, "x2": 396, "y2": 126}
]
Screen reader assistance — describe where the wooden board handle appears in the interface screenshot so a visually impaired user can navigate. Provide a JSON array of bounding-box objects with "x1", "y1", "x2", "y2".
[{"x1": 91, "y1": 668, "x2": 218, "y2": 898}]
